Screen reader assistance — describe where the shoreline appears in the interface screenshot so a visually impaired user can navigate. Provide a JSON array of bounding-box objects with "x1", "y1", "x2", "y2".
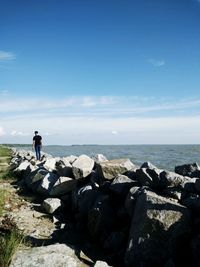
[{"x1": 5, "y1": 147, "x2": 200, "y2": 266}]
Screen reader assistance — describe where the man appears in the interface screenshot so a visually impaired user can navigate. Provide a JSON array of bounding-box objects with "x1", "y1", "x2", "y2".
[{"x1": 33, "y1": 131, "x2": 42, "y2": 161}]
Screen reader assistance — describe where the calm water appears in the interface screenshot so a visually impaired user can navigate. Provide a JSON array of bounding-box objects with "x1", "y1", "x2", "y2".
[{"x1": 18, "y1": 144, "x2": 200, "y2": 171}]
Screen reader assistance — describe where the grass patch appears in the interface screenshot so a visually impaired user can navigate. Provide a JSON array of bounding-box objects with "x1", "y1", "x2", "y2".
[
  {"x1": 0, "y1": 189, "x2": 7, "y2": 217},
  {"x1": 0, "y1": 216, "x2": 24, "y2": 267},
  {"x1": 0, "y1": 146, "x2": 11, "y2": 158}
]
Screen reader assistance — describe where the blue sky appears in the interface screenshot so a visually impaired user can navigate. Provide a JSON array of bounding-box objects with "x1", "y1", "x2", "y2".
[{"x1": 1, "y1": 0, "x2": 200, "y2": 144}]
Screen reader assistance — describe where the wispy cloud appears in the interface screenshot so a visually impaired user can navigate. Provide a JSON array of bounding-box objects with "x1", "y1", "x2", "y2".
[
  {"x1": 0, "y1": 51, "x2": 16, "y2": 61},
  {"x1": 11, "y1": 130, "x2": 30, "y2": 136},
  {"x1": 148, "y1": 58, "x2": 165, "y2": 67},
  {"x1": 0, "y1": 127, "x2": 6, "y2": 136},
  {"x1": 0, "y1": 96, "x2": 200, "y2": 117}
]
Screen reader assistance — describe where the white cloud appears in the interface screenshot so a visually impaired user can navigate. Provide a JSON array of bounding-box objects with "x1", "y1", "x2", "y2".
[
  {"x1": 0, "y1": 51, "x2": 16, "y2": 61},
  {"x1": 0, "y1": 127, "x2": 6, "y2": 136},
  {"x1": 81, "y1": 97, "x2": 97, "y2": 107},
  {"x1": 112, "y1": 131, "x2": 118, "y2": 135},
  {"x1": 11, "y1": 130, "x2": 30, "y2": 136},
  {"x1": 148, "y1": 58, "x2": 165, "y2": 67}
]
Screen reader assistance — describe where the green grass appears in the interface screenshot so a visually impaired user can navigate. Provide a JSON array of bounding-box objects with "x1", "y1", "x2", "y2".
[
  {"x1": 0, "y1": 146, "x2": 11, "y2": 158},
  {"x1": 0, "y1": 189, "x2": 7, "y2": 217},
  {"x1": 0, "y1": 229, "x2": 24, "y2": 267}
]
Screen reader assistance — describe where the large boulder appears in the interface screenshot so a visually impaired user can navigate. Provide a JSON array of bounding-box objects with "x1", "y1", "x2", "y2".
[
  {"x1": 88, "y1": 195, "x2": 116, "y2": 240},
  {"x1": 92, "y1": 154, "x2": 108, "y2": 163},
  {"x1": 110, "y1": 174, "x2": 137, "y2": 196},
  {"x1": 72, "y1": 155, "x2": 95, "y2": 179},
  {"x1": 125, "y1": 190, "x2": 191, "y2": 267},
  {"x1": 64, "y1": 155, "x2": 78, "y2": 164},
  {"x1": 175, "y1": 163, "x2": 200, "y2": 178},
  {"x1": 125, "y1": 186, "x2": 147, "y2": 217},
  {"x1": 25, "y1": 168, "x2": 49, "y2": 188},
  {"x1": 10, "y1": 243, "x2": 85, "y2": 267},
  {"x1": 36, "y1": 172, "x2": 59, "y2": 196},
  {"x1": 43, "y1": 157, "x2": 58, "y2": 171},
  {"x1": 135, "y1": 165, "x2": 163, "y2": 189},
  {"x1": 55, "y1": 158, "x2": 72, "y2": 177},
  {"x1": 50, "y1": 176, "x2": 78, "y2": 196},
  {"x1": 159, "y1": 170, "x2": 188, "y2": 189},
  {"x1": 13, "y1": 160, "x2": 35, "y2": 179},
  {"x1": 97, "y1": 158, "x2": 135, "y2": 180},
  {"x1": 42, "y1": 198, "x2": 61, "y2": 214}
]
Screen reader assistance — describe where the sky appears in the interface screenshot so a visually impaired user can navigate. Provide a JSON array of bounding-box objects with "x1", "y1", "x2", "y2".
[{"x1": 1, "y1": 0, "x2": 200, "y2": 145}]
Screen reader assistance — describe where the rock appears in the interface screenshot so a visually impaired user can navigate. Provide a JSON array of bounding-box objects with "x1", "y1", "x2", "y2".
[
  {"x1": 135, "y1": 168, "x2": 153, "y2": 186},
  {"x1": 181, "y1": 194, "x2": 200, "y2": 212},
  {"x1": 10, "y1": 243, "x2": 86, "y2": 267},
  {"x1": 13, "y1": 161, "x2": 34, "y2": 178},
  {"x1": 125, "y1": 190, "x2": 191, "y2": 267},
  {"x1": 110, "y1": 174, "x2": 137, "y2": 195},
  {"x1": 71, "y1": 185, "x2": 93, "y2": 211},
  {"x1": 72, "y1": 154, "x2": 95, "y2": 179},
  {"x1": 64, "y1": 155, "x2": 78, "y2": 164},
  {"x1": 50, "y1": 176, "x2": 78, "y2": 196},
  {"x1": 43, "y1": 157, "x2": 57, "y2": 171},
  {"x1": 195, "y1": 178, "x2": 200, "y2": 192},
  {"x1": 94, "y1": 261, "x2": 111, "y2": 267},
  {"x1": 25, "y1": 168, "x2": 49, "y2": 188},
  {"x1": 175, "y1": 163, "x2": 200, "y2": 178},
  {"x1": 136, "y1": 166, "x2": 163, "y2": 189},
  {"x1": 92, "y1": 154, "x2": 108, "y2": 163},
  {"x1": 55, "y1": 158, "x2": 73, "y2": 177},
  {"x1": 36, "y1": 172, "x2": 59, "y2": 196},
  {"x1": 103, "y1": 231, "x2": 126, "y2": 253},
  {"x1": 183, "y1": 178, "x2": 197, "y2": 193},
  {"x1": 162, "y1": 188, "x2": 181, "y2": 201},
  {"x1": 141, "y1": 161, "x2": 158, "y2": 169},
  {"x1": 42, "y1": 198, "x2": 61, "y2": 214},
  {"x1": 88, "y1": 195, "x2": 116, "y2": 240},
  {"x1": 125, "y1": 186, "x2": 147, "y2": 217},
  {"x1": 160, "y1": 170, "x2": 188, "y2": 189},
  {"x1": 191, "y1": 235, "x2": 200, "y2": 267},
  {"x1": 97, "y1": 158, "x2": 135, "y2": 180}
]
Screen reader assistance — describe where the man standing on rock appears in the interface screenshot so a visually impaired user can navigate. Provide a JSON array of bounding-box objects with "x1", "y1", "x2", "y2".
[{"x1": 33, "y1": 131, "x2": 42, "y2": 161}]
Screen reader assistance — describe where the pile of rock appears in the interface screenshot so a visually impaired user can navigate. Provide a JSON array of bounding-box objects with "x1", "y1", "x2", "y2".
[{"x1": 10, "y1": 149, "x2": 200, "y2": 267}]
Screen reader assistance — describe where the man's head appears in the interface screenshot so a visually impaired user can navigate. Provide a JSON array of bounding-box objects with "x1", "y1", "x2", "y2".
[{"x1": 34, "y1": 131, "x2": 38, "y2": 135}]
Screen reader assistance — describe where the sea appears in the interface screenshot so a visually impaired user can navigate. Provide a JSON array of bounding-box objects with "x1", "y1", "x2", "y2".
[{"x1": 15, "y1": 144, "x2": 200, "y2": 172}]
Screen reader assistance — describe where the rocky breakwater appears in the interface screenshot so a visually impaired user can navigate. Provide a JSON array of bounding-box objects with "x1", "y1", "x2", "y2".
[{"x1": 9, "y1": 149, "x2": 200, "y2": 267}]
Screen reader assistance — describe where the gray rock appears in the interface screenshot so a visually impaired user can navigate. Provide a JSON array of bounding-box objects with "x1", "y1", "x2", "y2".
[
  {"x1": 25, "y1": 168, "x2": 49, "y2": 188},
  {"x1": 140, "y1": 161, "x2": 158, "y2": 169},
  {"x1": 135, "y1": 168, "x2": 153, "y2": 186},
  {"x1": 125, "y1": 186, "x2": 147, "y2": 217},
  {"x1": 55, "y1": 158, "x2": 73, "y2": 177},
  {"x1": 191, "y1": 235, "x2": 200, "y2": 267},
  {"x1": 92, "y1": 154, "x2": 108, "y2": 163},
  {"x1": 88, "y1": 195, "x2": 116, "y2": 239},
  {"x1": 50, "y1": 176, "x2": 77, "y2": 196},
  {"x1": 195, "y1": 178, "x2": 200, "y2": 192},
  {"x1": 64, "y1": 155, "x2": 78, "y2": 164},
  {"x1": 181, "y1": 194, "x2": 200, "y2": 212},
  {"x1": 160, "y1": 170, "x2": 188, "y2": 189},
  {"x1": 42, "y1": 198, "x2": 61, "y2": 214},
  {"x1": 110, "y1": 174, "x2": 137, "y2": 195},
  {"x1": 125, "y1": 190, "x2": 191, "y2": 267},
  {"x1": 97, "y1": 158, "x2": 135, "y2": 180},
  {"x1": 71, "y1": 185, "x2": 93, "y2": 211},
  {"x1": 13, "y1": 160, "x2": 33, "y2": 178},
  {"x1": 72, "y1": 154, "x2": 94, "y2": 179},
  {"x1": 175, "y1": 163, "x2": 200, "y2": 178},
  {"x1": 36, "y1": 172, "x2": 59, "y2": 196},
  {"x1": 10, "y1": 243, "x2": 85, "y2": 267},
  {"x1": 94, "y1": 261, "x2": 111, "y2": 267},
  {"x1": 43, "y1": 157, "x2": 58, "y2": 171}
]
